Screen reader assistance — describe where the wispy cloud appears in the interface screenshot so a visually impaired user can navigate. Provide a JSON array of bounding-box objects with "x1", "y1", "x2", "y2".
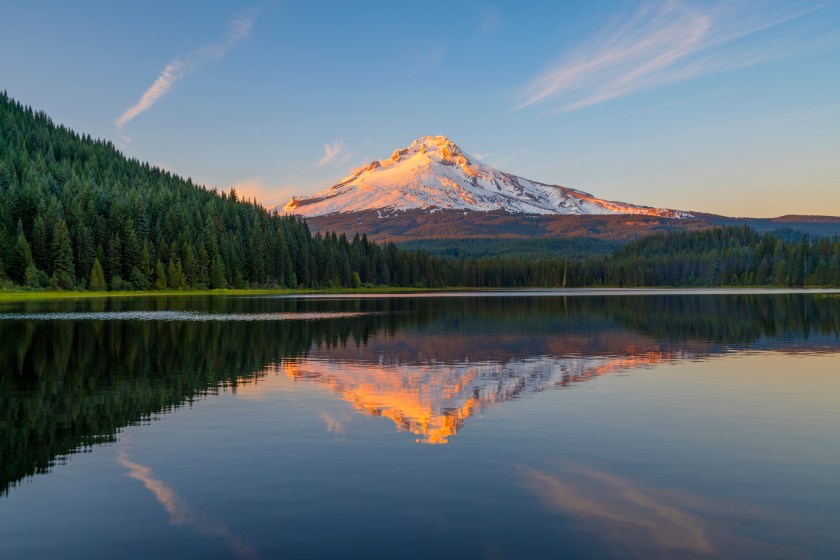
[
  {"x1": 116, "y1": 9, "x2": 257, "y2": 128},
  {"x1": 316, "y1": 140, "x2": 346, "y2": 167},
  {"x1": 515, "y1": 1, "x2": 831, "y2": 112},
  {"x1": 479, "y1": 8, "x2": 501, "y2": 33},
  {"x1": 405, "y1": 43, "x2": 447, "y2": 78},
  {"x1": 114, "y1": 133, "x2": 132, "y2": 150}
]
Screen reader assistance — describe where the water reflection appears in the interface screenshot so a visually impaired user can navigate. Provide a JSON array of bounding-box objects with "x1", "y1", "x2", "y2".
[
  {"x1": 1, "y1": 293, "x2": 839, "y2": 494},
  {"x1": 520, "y1": 464, "x2": 715, "y2": 557},
  {"x1": 518, "y1": 461, "x2": 829, "y2": 559},
  {"x1": 0, "y1": 310, "x2": 370, "y2": 321},
  {"x1": 119, "y1": 447, "x2": 260, "y2": 559},
  {"x1": 283, "y1": 353, "x2": 689, "y2": 444}
]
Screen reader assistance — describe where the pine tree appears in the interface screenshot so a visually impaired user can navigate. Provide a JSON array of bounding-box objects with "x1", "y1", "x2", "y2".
[
  {"x1": 182, "y1": 242, "x2": 198, "y2": 286},
  {"x1": 89, "y1": 258, "x2": 106, "y2": 291},
  {"x1": 129, "y1": 266, "x2": 146, "y2": 290},
  {"x1": 122, "y1": 221, "x2": 140, "y2": 276},
  {"x1": 107, "y1": 234, "x2": 122, "y2": 284},
  {"x1": 154, "y1": 260, "x2": 167, "y2": 290},
  {"x1": 209, "y1": 255, "x2": 227, "y2": 289},
  {"x1": 197, "y1": 243, "x2": 210, "y2": 287},
  {"x1": 167, "y1": 259, "x2": 186, "y2": 289},
  {"x1": 9, "y1": 222, "x2": 35, "y2": 285},
  {"x1": 50, "y1": 219, "x2": 74, "y2": 289},
  {"x1": 140, "y1": 243, "x2": 153, "y2": 287},
  {"x1": 31, "y1": 214, "x2": 49, "y2": 271}
]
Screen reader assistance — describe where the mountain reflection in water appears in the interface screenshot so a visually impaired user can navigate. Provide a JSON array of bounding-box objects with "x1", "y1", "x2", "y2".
[
  {"x1": 1, "y1": 293, "x2": 839, "y2": 494},
  {"x1": 282, "y1": 351, "x2": 686, "y2": 444}
]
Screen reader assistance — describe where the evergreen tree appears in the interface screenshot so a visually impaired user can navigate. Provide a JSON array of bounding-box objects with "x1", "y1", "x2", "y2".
[
  {"x1": 154, "y1": 260, "x2": 167, "y2": 290},
  {"x1": 129, "y1": 266, "x2": 146, "y2": 290},
  {"x1": 9, "y1": 223, "x2": 35, "y2": 285},
  {"x1": 89, "y1": 258, "x2": 106, "y2": 291},
  {"x1": 209, "y1": 255, "x2": 227, "y2": 289},
  {"x1": 50, "y1": 219, "x2": 74, "y2": 289},
  {"x1": 106, "y1": 234, "x2": 122, "y2": 284},
  {"x1": 31, "y1": 214, "x2": 49, "y2": 271},
  {"x1": 197, "y1": 243, "x2": 210, "y2": 287},
  {"x1": 140, "y1": 243, "x2": 153, "y2": 287},
  {"x1": 166, "y1": 259, "x2": 186, "y2": 289}
]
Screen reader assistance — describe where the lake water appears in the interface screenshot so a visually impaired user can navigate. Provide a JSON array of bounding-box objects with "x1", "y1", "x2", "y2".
[{"x1": 1, "y1": 291, "x2": 839, "y2": 559}]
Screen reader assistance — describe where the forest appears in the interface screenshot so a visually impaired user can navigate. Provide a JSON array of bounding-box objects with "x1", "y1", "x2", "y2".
[{"x1": 2, "y1": 92, "x2": 839, "y2": 290}]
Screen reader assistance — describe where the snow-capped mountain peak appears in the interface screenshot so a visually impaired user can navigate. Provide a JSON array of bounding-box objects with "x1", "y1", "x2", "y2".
[{"x1": 282, "y1": 136, "x2": 690, "y2": 218}]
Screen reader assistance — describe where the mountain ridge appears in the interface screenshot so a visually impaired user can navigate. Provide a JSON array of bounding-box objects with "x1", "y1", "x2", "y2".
[{"x1": 282, "y1": 135, "x2": 690, "y2": 218}]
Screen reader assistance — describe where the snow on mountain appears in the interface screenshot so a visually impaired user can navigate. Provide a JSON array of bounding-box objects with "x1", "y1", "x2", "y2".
[{"x1": 281, "y1": 135, "x2": 690, "y2": 218}]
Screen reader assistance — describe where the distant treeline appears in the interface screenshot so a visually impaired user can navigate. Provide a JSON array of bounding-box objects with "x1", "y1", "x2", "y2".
[
  {"x1": 446, "y1": 226, "x2": 840, "y2": 288},
  {"x1": 1, "y1": 92, "x2": 839, "y2": 290},
  {"x1": 396, "y1": 237, "x2": 621, "y2": 260}
]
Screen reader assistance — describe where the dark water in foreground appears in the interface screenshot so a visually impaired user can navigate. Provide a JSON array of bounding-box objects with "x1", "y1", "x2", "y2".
[{"x1": 1, "y1": 292, "x2": 839, "y2": 559}]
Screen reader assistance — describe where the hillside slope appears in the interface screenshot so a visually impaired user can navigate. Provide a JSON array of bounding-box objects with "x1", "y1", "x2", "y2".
[{"x1": 0, "y1": 93, "x2": 429, "y2": 290}]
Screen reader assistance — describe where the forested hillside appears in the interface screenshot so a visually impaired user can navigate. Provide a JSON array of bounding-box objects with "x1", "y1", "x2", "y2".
[
  {"x1": 1, "y1": 93, "x2": 838, "y2": 291},
  {"x1": 600, "y1": 227, "x2": 840, "y2": 286},
  {"x1": 438, "y1": 226, "x2": 840, "y2": 287},
  {"x1": 0, "y1": 92, "x2": 440, "y2": 290}
]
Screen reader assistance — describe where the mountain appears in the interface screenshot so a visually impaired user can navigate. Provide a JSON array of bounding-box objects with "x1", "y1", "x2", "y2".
[
  {"x1": 282, "y1": 135, "x2": 690, "y2": 218},
  {"x1": 283, "y1": 136, "x2": 840, "y2": 244},
  {"x1": 281, "y1": 136, "x2": 840, "y2": 244}
]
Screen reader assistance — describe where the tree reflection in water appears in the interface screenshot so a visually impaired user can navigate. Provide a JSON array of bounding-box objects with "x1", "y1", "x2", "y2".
[{"x1": 2, "y1": 293, "x2": 839, "y2": 495}]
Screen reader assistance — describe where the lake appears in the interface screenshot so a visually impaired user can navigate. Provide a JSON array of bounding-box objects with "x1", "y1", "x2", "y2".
[{"x1": 1, "y1": 291, "x2": 839, "y2": 559}]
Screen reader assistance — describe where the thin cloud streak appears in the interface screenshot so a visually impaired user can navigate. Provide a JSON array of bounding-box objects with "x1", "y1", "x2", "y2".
[
  {"x1": 116, "y1": 9, "x2": 256, "y2": 128},
  {"x1": 316, "y1": 140, "x2": 345, "y2": 167},
  {"x1": 515, "y1": 1, "x2": 831, "y2": 113}
]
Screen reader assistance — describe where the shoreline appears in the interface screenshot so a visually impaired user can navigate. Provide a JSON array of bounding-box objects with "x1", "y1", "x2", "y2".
[{"x1": 1, "y1": 286, "x2": 839, "y2": 302}]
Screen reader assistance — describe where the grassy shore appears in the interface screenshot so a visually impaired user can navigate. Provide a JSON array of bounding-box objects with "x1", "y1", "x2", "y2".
[
  {"x1": 2, "y1": 285, "x2": 838, "y2": 303},
  {"x1": 0, "y1": 286, "x2": 451, "y2": 302}
]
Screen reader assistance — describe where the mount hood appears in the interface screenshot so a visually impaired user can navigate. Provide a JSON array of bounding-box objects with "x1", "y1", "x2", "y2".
[{"x1": 282, "y1": 136, "x2": 690, "y2": 218}]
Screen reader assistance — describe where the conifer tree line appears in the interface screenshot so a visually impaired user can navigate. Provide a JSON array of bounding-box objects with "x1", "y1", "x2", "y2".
[
  {"x1": 443, "y1": 226, "x2": 840, "y2": 288},
  {"x1": 0, "y1": 92, "x2": 435, "y2": 290},
  {"x1": 1, "y1": 92, "x2": 839, "y2": 290}
]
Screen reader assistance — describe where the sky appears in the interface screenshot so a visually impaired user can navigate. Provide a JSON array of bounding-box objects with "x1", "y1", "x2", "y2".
[{"x1": 1, "y1": 0, "x2": 839, "y2": 217}]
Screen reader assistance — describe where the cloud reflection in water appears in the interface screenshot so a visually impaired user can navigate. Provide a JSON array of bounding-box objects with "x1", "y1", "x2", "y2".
[{"x1": 118, "y1": 450, "x2": 260, "y2": 559}]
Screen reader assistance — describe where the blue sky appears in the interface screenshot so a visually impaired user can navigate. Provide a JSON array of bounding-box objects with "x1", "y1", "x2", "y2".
[{"x1": 2, "y1": 0, "x2": 839, "y2": 217}]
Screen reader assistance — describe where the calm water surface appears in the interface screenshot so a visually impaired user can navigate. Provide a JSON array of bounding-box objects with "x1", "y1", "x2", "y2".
[{"x1": 1, "y1": 292, "x2": 839, "y2": 559}]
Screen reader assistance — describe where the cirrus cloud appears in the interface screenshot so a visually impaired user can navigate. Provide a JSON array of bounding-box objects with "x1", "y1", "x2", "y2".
[
  {"x1": 316, "y1": 140, "x2": 345, "y2": 167},
  {"x1": 515, "y1": 1, "x2": 833, "y2": 113},
  {"x1": 116, "y1": 9, "x2": 257, "y2": 129}
]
